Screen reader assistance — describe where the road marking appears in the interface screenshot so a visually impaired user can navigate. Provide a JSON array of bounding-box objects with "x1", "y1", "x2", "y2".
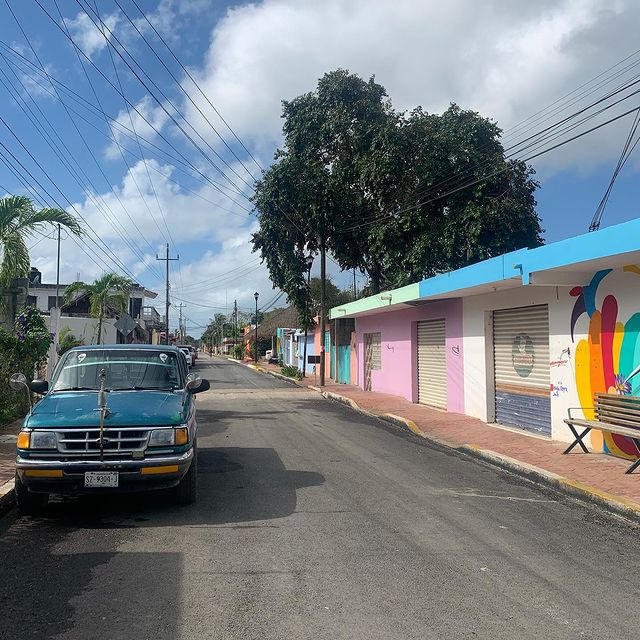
[{"x1": 438, "y1": 489, "x2": 556, "y2": 503}]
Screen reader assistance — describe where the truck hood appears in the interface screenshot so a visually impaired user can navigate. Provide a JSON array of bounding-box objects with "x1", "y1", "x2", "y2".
[{"x1": 25, "y1": 390, "x2": 187, "y2": 429}]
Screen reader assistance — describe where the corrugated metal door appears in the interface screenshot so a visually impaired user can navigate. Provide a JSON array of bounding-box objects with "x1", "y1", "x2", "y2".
[
  {"x1": 493, "y1": 305, "x2": 551, "y2": 435},
  {"x1": 417, "y1": 319, "x2": 447, "y2": 409}
]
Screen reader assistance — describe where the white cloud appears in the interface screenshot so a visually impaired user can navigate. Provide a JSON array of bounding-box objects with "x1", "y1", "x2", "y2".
[
  {"x1": 182, "y1": 0, "x2": 640, "y2": 174},
  {"x1": 64, "y1": 10, "x2": 120, "y2": 59},
  {"x1": 105, "y1": 96, "x2": 171, "y2": 160},
  {"x1": 23, "y1": 156, "x2": 272, "y2": 332}
]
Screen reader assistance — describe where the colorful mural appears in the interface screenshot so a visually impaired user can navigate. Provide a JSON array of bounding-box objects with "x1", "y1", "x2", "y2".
[{"x1": 570, "y1": 266, "x2": 640, "y2": 458}]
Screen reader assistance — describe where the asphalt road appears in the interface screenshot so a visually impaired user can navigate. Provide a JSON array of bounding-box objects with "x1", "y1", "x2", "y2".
[{"x1": 1, "y1": 356, "x2": 639, "y2": 640}]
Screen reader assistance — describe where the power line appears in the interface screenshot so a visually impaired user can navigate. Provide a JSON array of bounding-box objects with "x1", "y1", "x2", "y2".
[
  {"x1": 0, "y1": 57, "x2": 164, "y2": 280},
  {"x1": 14, "y1": 4, "x2": 256, "y2": 214},
  {"x1": 73, "y1": 0, "x2": 255, "y2": 197},
  {"x1": 129, "y1": 0, "x2": 264, "y2": 175},
  {"x1": 2, "y1": 0, "x2": 163, "y2": 279},
  {"x1": 113, "y1": 0, "x2": 259, "y2": 183},
  {"x1": 590, "y1": 108, "x2": 640, "y2": 232}
]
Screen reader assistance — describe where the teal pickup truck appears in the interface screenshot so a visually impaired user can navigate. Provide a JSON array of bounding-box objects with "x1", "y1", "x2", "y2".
[{"x1": 12, "y1": 344, "x2": 209, "y2": 515}]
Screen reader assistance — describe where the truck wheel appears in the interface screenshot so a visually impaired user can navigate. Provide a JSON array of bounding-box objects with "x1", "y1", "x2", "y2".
[
  {"x1": 15, "y1": 472, "x2": 49, "y2": 516},
  {"x1": 174, "y1": 447, "x2": 197, "y2": 506}
]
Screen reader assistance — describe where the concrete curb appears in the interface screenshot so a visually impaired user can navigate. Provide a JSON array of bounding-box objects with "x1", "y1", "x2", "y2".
[
  {"x1": 310, "y1": 387, "x2": 640, "y2": 524},
  {"x1": 0, "y1": 479, "x2": 14, "y2": 517},
  {"x1": 238, "y1": 360, "x2": 640, "y2": 522}
]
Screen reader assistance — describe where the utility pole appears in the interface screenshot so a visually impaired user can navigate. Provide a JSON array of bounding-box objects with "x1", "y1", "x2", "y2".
[
  {"x1": 254, "y1": 292, "x2": 259, "y2": 363},
  {"x1": 302, "y1": 255, "x2": 313, "y2": 378},
  {"x1": 233, "y1": 300, "x2": 238, "y2": 352},
  {"x1": 320, "y1": 241, "x2": 326, "y2": 386},
  {"x1": 54, "y1": 224, "x2": 61, "y2": 351},
  {"x1": 353, "y1": 268, "x2": 357, "y2": 301},
  {"x1": 177, "y1": 303, "x2": 186, "y2": 343},
  {"x1": 156, "y1": 243, "x2": 179, "y2": 345}
]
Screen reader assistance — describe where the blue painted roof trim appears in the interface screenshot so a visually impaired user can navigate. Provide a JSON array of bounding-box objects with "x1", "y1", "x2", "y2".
[{"x1": 418, "y1": 217, "x2": 640, "y2": 298}]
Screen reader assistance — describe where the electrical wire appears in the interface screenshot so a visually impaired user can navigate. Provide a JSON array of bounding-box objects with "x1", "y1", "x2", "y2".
[{"x1": 590, "y1": 107, "x2": 640, "y2": 231}]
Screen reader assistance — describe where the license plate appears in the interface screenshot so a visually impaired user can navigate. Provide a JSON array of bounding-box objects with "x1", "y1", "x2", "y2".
[{"x1": 84, "y1": 471, "x2": 118, "y2": 488}]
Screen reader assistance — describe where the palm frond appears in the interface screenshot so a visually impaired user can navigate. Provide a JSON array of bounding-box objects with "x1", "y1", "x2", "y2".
[
  {"x1": 63, "y1": 281, "x2": 89, "y2": 304},
  {"x1": 17, "y1": 206, "x2": 83, "y2": 238},
  {"x1": 0, "y1": 230, "x2": 29, "y2": 287}
]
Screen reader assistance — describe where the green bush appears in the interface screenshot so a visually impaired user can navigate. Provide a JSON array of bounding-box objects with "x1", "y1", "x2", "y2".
[
  {"x1": 57, "y1": 326, "x2": 83, "y2": 356},
  {"x1": 281, "y1": 365, "x2": 303, "y2": 381},
  {"x1": 231, "y1": 344, "x2": 244, "y2": 360},
  {"x1": 0, "y1": 307, "x2": 53, "y2": 424}
]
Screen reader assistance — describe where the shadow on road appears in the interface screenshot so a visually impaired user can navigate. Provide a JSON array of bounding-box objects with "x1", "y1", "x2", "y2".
[
  {"x1": 0, "y1": 515, "x2": 182, "y2": 640},
  {"x1": 20, "y1": 447, "x2": 325, "y2": 530}
]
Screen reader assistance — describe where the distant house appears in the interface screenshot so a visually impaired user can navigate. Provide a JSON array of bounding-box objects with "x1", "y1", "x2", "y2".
[{"x1": 26, "y1": 266, "x2": 158, "y2": 345}]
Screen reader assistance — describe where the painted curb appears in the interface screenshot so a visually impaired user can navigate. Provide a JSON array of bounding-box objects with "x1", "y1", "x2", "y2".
[
  {"x1": 460, "y1": 445, "x2": 640, "y2": 523},
  {"x1": 0, "y1": 480, "x2": 14, "y2": 517},
  {"x1": 305, "y1": 388, "x2": 640, "y2": 524},
  {"x1": 238, "y1": 362, "x2": 640, "y2": 522}
]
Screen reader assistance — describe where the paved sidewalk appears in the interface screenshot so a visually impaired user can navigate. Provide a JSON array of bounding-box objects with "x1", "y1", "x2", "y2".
[
  {"x1": 252, "y1": 359, "x2": 640, "y2": 518},
  {"x1": 0, "y1": 418, "x2": 20, "y2": 513}
]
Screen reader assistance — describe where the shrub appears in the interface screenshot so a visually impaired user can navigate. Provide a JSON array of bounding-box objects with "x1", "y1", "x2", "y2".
[
  {"x1": 231, "y1": 344, "x2": 244, "y2": 360},
  {"x1": 281, "y1": 365, "x2": 303, "y2": 381},
  {"x1": 0, "y1": 307, "x2": 53, "y2": 424},
  {"x1": 57, "y1": 326, "x2": 83, "y2": 356}
]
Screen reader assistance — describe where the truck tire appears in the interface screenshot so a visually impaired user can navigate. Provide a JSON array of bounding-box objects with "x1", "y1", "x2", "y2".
[
  {"x1": 174, "y1": 446, "x2": 197, "y2": 506},
  {"x1": 15, "y1": 472, "x2": 49, "y2": 516}
]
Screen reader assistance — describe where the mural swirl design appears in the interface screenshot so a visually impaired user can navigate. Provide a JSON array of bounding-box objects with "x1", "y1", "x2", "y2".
[{"x1": 570, "y1": 266, "x2": 640, "y2": 458}]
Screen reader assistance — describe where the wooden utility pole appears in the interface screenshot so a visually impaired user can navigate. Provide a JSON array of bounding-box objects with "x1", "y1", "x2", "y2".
[
  {"x1": 320, "y1": 242, "x2": 326, "y2": 386},
  {"x1": 156, "y1": 243, "x2": 179, "y2": 345}
]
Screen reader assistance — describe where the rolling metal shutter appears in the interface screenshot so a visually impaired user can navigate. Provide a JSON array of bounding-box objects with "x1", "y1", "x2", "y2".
[
  {"x1": 417, "y1": 319, "x2": 447, "y2": 409},
  {"x1": 493, "y1": 305, "x2": 551, "y2": 435}
]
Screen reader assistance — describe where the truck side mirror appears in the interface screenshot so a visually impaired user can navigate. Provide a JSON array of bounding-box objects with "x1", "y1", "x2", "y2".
[{"x1": 29, "y1": 379, "x2": 49, "y2": 395}]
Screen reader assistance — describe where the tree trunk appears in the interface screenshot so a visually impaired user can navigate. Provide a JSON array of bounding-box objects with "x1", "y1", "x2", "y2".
[{"x1": 97, "y1": 299, "x2": 103, "y2": 345}]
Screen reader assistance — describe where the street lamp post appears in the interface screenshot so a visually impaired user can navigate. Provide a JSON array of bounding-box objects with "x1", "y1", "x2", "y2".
[{"x1": 254, "y1": 292, "x2": 259, "y2": 363}]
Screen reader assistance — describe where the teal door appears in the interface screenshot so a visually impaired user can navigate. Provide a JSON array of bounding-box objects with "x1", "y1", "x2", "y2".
[
  {"x1": 330, "y1": 344, "x2": 335, "y2": 380},
  {"x1": 338, "y1": 345, "x2": 350, "y2": 384}
]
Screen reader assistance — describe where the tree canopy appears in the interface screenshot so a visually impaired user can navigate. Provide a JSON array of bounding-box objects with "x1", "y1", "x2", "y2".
[
  {"x1": 64, "y1": 272, "x2": 133, "y2": 344},
  {"x1": 252, "y1": 69, "x2": 543, "y2": 310}
]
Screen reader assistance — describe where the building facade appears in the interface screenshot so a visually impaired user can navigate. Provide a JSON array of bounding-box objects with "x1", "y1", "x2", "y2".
[{"x1": 330, "y1": 218, "x2": 640, "y2": 459}]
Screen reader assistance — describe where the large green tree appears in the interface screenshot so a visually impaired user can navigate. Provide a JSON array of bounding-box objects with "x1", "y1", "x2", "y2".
[
  {"x1": 0, "y1": 195, "x2": 82, "y2": 293},
  {"x1": 252, "y1": 69, "x2": 543, "y2": 306},
  {"x1": 64, "y1": 273, "x2": 133, "y2": 344}
]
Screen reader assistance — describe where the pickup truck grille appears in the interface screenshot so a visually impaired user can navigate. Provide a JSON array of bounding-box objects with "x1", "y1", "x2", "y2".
[{"x1": 57, "y1": 427, "x2": 151, "y2": 455}]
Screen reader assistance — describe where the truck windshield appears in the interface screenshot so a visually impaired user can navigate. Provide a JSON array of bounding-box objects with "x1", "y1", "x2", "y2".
[{"x1": 51, "y1": 349, "x2": 183, "y2": 392}]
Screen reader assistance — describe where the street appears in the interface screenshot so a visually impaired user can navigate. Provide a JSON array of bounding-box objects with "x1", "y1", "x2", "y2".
[{"x1": 1, "y1": 357, "x2": 639, "y2": 640}]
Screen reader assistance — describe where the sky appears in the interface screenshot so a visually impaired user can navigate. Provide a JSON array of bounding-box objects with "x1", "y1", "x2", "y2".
[{"x1": 1, "y1": 0, "x2": 640, "y2": 337}]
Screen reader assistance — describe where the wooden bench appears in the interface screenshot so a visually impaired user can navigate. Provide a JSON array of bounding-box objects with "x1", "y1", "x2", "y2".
[{"x1": 564, "y1": 393, "x2": 640, "y2": 474}]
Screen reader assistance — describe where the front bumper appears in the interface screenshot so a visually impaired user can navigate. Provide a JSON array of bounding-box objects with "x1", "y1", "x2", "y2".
[{"x1": 16, "y1": 448, "x2": 193, "y2": 494}]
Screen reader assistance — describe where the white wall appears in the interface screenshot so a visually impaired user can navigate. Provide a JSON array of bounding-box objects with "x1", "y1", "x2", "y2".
[
  {"x1": 45, "y1": 314, "x2": 117, "y2": 346},
  {"x1": 462, "y1": 266, "x2": 640, "y2": 445}
]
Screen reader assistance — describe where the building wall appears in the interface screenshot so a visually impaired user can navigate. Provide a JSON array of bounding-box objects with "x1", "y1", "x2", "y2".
[
  {"x1": 296, "y1": 333, "x2": 315, "y2": 373},
  {"x1": 462, "y1": 266, "x2": 640, "y2": 449},
  {"x1": 46, "y1": 314, "x2": 117, "y2": 345},
  {"x1": 355, "y1": 299, "x2": 464, "y2": 412}
]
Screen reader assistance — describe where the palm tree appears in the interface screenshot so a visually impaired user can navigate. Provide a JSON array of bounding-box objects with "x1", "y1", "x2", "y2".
[
  {"x1": 64, "y1": 273, "x2": 134, "y2": 344},
  {"x1": 0, "y1": 195, "x2": 82, "y2": 292}
]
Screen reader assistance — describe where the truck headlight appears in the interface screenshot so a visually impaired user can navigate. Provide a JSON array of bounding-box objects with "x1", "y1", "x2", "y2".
[
  {"x1": 148, "y1": 427, "x2": 189, "y2": 447},
  {"x1": 148, "y1": 428, "x2": 175, "y2": 446},
  {"x1": 29, "y1": 431, "x2": 57, "y2": 449}
]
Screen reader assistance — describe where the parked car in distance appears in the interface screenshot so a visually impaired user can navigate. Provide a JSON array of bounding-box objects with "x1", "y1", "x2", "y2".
[
  {"x1": 190, "y1": 345, "x2": 197, "y2": 365},
  {"x1": 178, "y1": 346, "x2": 192, "y2": 367},
  {"x1": 177, "y1": 344, "x2": 196, "y2": 366},
  {"x1": 11, "y1": 344, "x2": 210, "y2": 515}
]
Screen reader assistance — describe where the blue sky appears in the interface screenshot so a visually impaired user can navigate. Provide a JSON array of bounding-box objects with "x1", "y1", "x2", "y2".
[{"x1": 1, "y1": 0, "x2": 640, "y2": 336}]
